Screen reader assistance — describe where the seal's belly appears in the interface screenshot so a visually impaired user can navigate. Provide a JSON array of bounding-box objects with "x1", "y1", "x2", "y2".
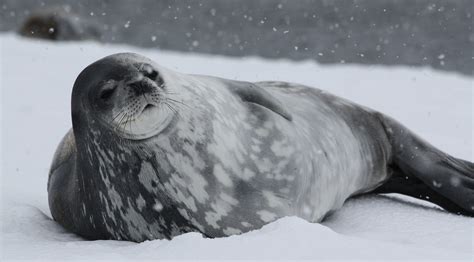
[
  {"x1": 236, "y1": 93, "x2": 381, "y2": 223},
  {"x1": 158, "y1": 80, "x2": 390, "y2": 237},
  {"x1": 265, "y1": 85, "x2": 391, "y2": 221}
]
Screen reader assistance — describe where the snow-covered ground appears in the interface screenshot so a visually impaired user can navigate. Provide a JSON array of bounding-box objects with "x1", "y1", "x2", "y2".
[{"x1": 1, "y1": 34, "x2": 473, "y2": 261}]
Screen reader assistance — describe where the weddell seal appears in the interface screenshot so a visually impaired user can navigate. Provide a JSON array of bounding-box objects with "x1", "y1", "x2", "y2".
[
  {"x1": 48, "y1": 53, "x2": 474, "y2": 242},
  {"x1": 19, "y1": 6, "x2": 101, "y2": 41}
]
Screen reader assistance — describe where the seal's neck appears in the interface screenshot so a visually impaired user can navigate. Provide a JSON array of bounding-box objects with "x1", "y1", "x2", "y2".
[{"x1": 73, "y1": 124, "x2": 196, "y2": 241}]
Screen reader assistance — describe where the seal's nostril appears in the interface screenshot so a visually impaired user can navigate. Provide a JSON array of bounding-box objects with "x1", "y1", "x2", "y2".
[
  {"x1": 140, "y1": 64, "x2": 159, "y2": 81},
  {"x1": 144, "y1": 69, "x2": 158, "y2": 81}
]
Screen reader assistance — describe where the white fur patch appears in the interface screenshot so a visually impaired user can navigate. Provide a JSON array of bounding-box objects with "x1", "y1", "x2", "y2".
[
  {"x1": 213, "y1": 164, "x2": 233, "y2": 187},
  {"x1": 256, "y1": 210, "x2": 278, "y2": 222}
]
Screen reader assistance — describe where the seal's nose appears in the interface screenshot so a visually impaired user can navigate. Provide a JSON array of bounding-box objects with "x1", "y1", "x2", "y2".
[{"x1": 136, "y1": 63, "x2": 165, "y2": 88}]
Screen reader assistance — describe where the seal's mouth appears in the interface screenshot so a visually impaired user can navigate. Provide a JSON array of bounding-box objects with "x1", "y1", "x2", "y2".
[
  {"x1": 142, "y1": 103, "x2": 155, "y2": 113},
  {"x1": 109, "y1": 99, "x2": 174, "y2": 140}
]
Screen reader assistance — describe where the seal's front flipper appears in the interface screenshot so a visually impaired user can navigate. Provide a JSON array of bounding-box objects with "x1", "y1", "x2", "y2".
[
  {"x1": 374, "y1": 114, "x2": 474, "y2": 216},
  {"x1": 228, "y1": 81, "x2": 292, "y2": 121}
]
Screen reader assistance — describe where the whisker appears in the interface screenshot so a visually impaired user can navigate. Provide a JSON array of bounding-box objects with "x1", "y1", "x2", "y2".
[
  {"x1": 117, "y1": 112, "x2": 128, "y2": 132},
  {"x1": 119, "y1": 113, "x2": 129, "y2": 132},
  {"x1": 166, "y1": 98, "x2": 190, "y2": 108},
  {"x1": 128, "y1": 115, "x2": 134, "y2": 134},
  {"x1": 112, "y1": 112, "x2": 127, "y2": 130},
  {"x1": 163, "y1": 90, "x2": 178, "y2": 96},
  {"x1": 112, "y1": 109, "x2": 127, "y2": 122},
  {"x1": 165, "y1": 99, "x2": 191, "y2": 117},
  {"x1": 163, "y1": 101, "x2": 181, "y2": 119}
]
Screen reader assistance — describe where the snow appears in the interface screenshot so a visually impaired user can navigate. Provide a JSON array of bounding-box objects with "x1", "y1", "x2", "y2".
[{"x1": 1, "y1": 33, "x2": 473, "y2": 261}]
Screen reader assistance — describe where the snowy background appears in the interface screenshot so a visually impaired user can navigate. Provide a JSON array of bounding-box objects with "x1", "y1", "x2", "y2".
[
  {"x1": 1, "y1": 34, "x2": 473, "y2": 260},
  {"x1": 2, "y1": 0, "x2": 474, "y2": 75}
]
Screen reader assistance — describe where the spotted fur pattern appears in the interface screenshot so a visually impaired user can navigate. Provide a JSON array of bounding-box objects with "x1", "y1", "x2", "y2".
[{"x1": 48, "y1": 54, "x2": 393, "y2": 242}]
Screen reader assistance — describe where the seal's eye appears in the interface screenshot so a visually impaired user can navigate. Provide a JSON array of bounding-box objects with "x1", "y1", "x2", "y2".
[
  {"x1": 98, "y1": 83, "x2": 117, "y2": 101},
  {"x1": 99, "y1": 88, "x2": 115, "y2": 100}
]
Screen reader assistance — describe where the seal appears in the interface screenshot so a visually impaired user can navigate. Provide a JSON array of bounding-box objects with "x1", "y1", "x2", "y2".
[
  {"x1": 19, "y1": 7, "x2": 101, "y2": 41},
  {"x1": 48, "y1": 53, "x2": 474, "y2": 242}
]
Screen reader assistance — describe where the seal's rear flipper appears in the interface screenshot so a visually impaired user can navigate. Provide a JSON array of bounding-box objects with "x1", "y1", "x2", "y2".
[{"x1": 374, "y1": 114, "x2": 474, "y2": 216}]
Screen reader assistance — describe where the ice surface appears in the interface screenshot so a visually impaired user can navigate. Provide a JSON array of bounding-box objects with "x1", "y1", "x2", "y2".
[{"x1": 1, "y1": 34, "x2": 473, "y2": 261}]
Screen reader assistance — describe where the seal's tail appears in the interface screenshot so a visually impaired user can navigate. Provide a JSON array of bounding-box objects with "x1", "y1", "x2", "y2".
[{"x1": 373, "y1": 114, "x2": 474, "y2": 216}]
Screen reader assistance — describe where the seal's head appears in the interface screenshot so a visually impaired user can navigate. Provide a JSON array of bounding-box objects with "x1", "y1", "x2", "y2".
[{"x1": 72, "y1": 53, "x2": 175, "y2": 140}]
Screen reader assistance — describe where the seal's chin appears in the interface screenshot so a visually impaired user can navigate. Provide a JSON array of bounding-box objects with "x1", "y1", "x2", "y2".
[{"x1": 112, "y1": 104, "x2": 174, "y2": 140}]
